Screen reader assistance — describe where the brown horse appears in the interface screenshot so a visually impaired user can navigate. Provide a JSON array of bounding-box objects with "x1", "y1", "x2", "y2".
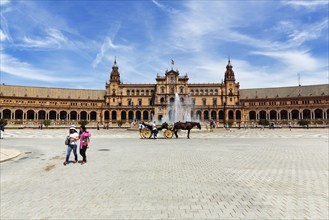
[{"x1": 173, "y1": 121, "x2": 201, "y2": 139}]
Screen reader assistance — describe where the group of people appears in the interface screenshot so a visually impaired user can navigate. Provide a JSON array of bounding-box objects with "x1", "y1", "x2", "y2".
[
  {"x1": 138, "y1": 121, "x2": 158, "y2": 139},
  {"x1": 64, "y1": 125, "x2": 91, "y2": 166}
]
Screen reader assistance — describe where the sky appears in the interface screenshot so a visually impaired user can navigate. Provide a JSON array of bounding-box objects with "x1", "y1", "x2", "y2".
[{"x1": 0, "y1": 0, "x2": 328, "y2": 90}]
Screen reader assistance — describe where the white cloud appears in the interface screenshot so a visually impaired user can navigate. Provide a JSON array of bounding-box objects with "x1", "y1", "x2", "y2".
[
  {"x1": 0, "y1": 53, "x2": 87, "y2": 82},
  {"x1": 283, "y1": 0, "x2": 328, "y2": 8},
  {"x1": 0, "y1": 0, "x2": 10, "y2": 5},
  {"x1": 0, "y1": 29, "x2": 7, "y2": 41},
  {"x1": 22, "y1": 28, "x2": 67, "y2": 48}
]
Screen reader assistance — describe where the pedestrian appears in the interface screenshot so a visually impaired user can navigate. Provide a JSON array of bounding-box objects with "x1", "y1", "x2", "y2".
[
  {"x1": 97, "y1": 122, "x2": 100, "y2": 130},
  {"x1": 138, "y1": 121, "x2": 144, "y2": 138},
  {"x1": 0, "y1": 123, "x2": 4, "y2": 139},
  {"x1": 152, "y1": 121, "x2": 158, "y2": 139},
  {"x1": 63, "y1": 126, "x2": 79, "y2": 165},
  {"x1": 79, "y1": 125, "x2": 91, "y2": 165}
]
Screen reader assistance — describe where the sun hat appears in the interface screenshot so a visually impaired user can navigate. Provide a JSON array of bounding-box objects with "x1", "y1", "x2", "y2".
[{"x1": 69, "y1": 126, "x2": 76, "y2": 131}]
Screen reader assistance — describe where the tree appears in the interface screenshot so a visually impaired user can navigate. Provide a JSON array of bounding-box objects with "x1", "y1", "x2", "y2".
[
  {"x1": 0, "y1": 119, "x2": 8, "y2": 126},
  {"x1": 298, "y1": 119, "x2": 309, "y2": 127},
  {"x1": 117, "y1": 120, "x2": 123, "y2": 127},
  {"x1": 258, "y1": 119, "x2": 269, "y2": 126},
  {"x1": 78, "y1": 120, "x2": 89, "y2": 127},
  {"x1": 225, "y1": 120, "x2": 233, "y2": 127},
  {"x1": 43, "y1": 120, "x2": 51, "y2": 127}
]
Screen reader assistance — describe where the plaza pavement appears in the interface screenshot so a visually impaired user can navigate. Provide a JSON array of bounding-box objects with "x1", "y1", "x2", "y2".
[{"x1": 0, "y1": 128, "x2": 328, "y2": 219}]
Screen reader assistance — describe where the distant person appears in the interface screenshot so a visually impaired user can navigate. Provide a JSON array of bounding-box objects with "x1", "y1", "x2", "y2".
[
  {"x1": 0, "y1": 123, "x2": 4, "y2": 139},
  {"x1": 138, "y1": 121, "x2": 144, "y2": 138},
  {"x1": 152, "y1": 121, "x2": 158, "y2": 139},
  {"x1": 289, "y1": 122, "x2": 292, "y2": 131},
  {"x1": 63, "y1": 126, "x2": 79, "y2": 166},
  {"x1": 97, "y1": 122, "x2": 100, "y2": 130},
  {"x1": 79, "y1": 125, "x2": 91, "y2": 165}
]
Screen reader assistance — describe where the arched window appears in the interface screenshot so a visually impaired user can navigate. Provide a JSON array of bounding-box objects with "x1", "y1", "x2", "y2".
[
  {"x1": 291, "y1": 110, "x2": 299, "y2": 120},
  {"x1": 161, "y1": 87, "x2": 165, "y2": 94},
  {"x1": 195, "y1": 90, "x2": 199, "y2": 95},
  {"x1": 121, "y1": 111, "x2": 127, "y2": 120},
  {"x1": 27, "y1": 110, "x2": 35, "y2": 120},
  {"x1": 205, "y1": 90, "x2": 208, "y2": 95},
  {"x1": 314, "y1": 109, "x2": 323, "y2": 119},
  {"x1": 280, "y1": 110, "x2": 288, "y2": 120},
  {"x1": 229, "y1": 110, "x2": 234, "y2": 120},
  {"x1": 60, "y1": 111, "x2": 67, "y2": 120},
  {"x1": 196, "y1": 110, "x2": 202, "y2": 120},
  {"x1": 90, "y1": 111, "x2": 97, "y2": 120},
  {"x1": 111, "y1": 111, "x2": 117, "y2": 121},
  {"x1": 219, "y1": 111, "x2": 224, "y2": 121},
  {"x1": 3, "y1": 109, "x2": 11, "y2": 119},
  {"x1": 15, "y1": 110, "x2": 23, "y2": 120},
  {"x1": 126, "y1": 90, "x2": 130, "y2": 96},
  {"x1": 38, "y1": 110, "x2": 46, "y2": 120},
  {"x1": 70, "y1": 111, "x2": 77, "y2": 120},
  {"x1": 211, "y1": 110, "x2": 217, "y2": 120},
  {"x1": 204, "y1": 110, "x2": 209, "y2": 120},
  {"x1": 303, "y1": 109, "x2": 311, "y2": 119},
  {"x1": 190, "y1": 89, "x2": 194, "y2": 95},
  {"x1": 200, "y1": 89, "x2": 203, "y2": 95},
  {"x1": 104, "y1": 111, "x2": 110, "y2": 120},
  {"x1": 143, "y1": 111, "x2": 149, "y2": 120},
  {"x1": 236, "y1": 110, "x2": 241, "y2": 120},
  {"x1": 259, "y1": 111, "x2": 266, "y2": 120},
  {"x1": 49, "y1": 110, "x2": 57, "y2": 120},
  {"x1": 136, "y1": 111, "x2": 141, "y2": 120},
  {"x1": 128, "y1": 111, "x2": 134, "y2": 121},
  {"x1": 136, "y1": 90, "x2": 140, "y2": 95},
  {"x1": 210, "y1": 89, "x2": 213, "y2": 95},
  {"x1": 80, "y1": 111, "x2": 87, "y2": 120},
  {"x1": 160, "y1": 97, "x2": 165, "y2": 104},
  {"x1": 249, "y1": 111, "x2": 256, "y2": 120},
  {"x1": 270, "y1": 110, "x2": 277, "y2": 120},
  {"x1": 214, "y1": 89, "x2": 218, "y2": 95}
]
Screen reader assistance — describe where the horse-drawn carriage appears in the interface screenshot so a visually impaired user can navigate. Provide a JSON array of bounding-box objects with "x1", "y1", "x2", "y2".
[{"x1": 140, "y1": 121, "x2": 201, "y2": 139}]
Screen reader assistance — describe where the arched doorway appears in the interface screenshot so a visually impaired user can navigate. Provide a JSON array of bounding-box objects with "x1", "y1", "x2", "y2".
[
  {"x1": 136, "y1": 111, "x2": 141, "y2": 120},
  {"x1": 90, "y1": 111, "x2": 97, "y2": 120},
  {"x1": 303, "y1": 109, "x2": 310, "y2": 119},
  {"x1": 203, "y1": 110, "x2": 209, "y2": 120},
  {"x1": 70, "y1": 111, "x2": 77, "y2": 120},
  {"x1": 291, "y1": 110, "x2": 299, "y2": 120},
  {"x1": 128, "y1": 111, "x2": 134, "y2": 121},
  {"x1": 236, "y1": 110, "x2": 241, "y2": 121},
  {"x1": 111, "y1": 111, "x2": 117, "y2": 121},
  {"x1": 143, "y1": 111, "x2": 149, "y2": 121},
  {"x1": 270, "y1": 110, "x2": 277, "y2": 120},
  {"x1": 259, "y1": 111, "x2": 266, "y2": 120},
  {"x1": 80, "y1": 111, "x2": 87, "y2": 120},
  {"x1": 60, "y1": 111, "x2": 67, "y2": 120},
  {"x1": 121, "y1": 111, "x2": 127, "y2": 121},
  {"x1": 314, "y1": 109, "x2": 323, "y2": 119},
  {"x1": 228, "y1": 110, "x2": 234, "y2": 120},
  {"x1": 27, "y1": 110, "x2": 35, "y2": 120},
  {"x1": 219, "y1": 111, "x2": 224, "y2": 121},
  {"x1": 211, "y1": 110, "x2": 217, "y2": 120},
  {"x1": 104, "y1": 111, "x2": 110, "y2": 120},
  {"x1": 15, "y1": 110, "x2": 23, "y2": 120},
  {"x1": 49, "y1": 111, "x2": 57, "y2": 120},
  {"x1": 249, "y1": 111, "x2": 256, "y2": 120},
  {"x1": 3, "y1": 109, "x2": 11, "y2": 119},
  {"x1": 280, "y1": 110, "x2": 288, "y2": 120},
  {"x1": 38, "y1": 110, "x2": 46, "y2": 120}
]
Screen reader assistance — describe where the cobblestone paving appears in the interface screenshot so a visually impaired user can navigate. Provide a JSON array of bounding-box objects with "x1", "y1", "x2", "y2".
[{"x1": 0, "y1": 129, "x2": 328, "y2": 219}]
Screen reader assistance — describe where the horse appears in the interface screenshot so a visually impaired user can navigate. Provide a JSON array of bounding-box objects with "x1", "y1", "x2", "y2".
[{"x1": 173, "y1": 121, "x2": 201, "y2": 139}]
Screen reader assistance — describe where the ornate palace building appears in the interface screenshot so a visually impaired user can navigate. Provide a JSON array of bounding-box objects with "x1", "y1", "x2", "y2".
[{"x1": 0, "y1": 60, "x2": 328, "y2": 127}]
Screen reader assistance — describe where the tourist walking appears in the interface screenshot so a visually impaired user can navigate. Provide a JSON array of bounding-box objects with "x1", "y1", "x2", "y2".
[
  {"x1": 79, "y1": 125, "x2": 91, "y2": 165},
  {"x1": 152, "y1": 121, "x2": 158, "y2": 139},
  {"x1": 63, "y1": 126, "x2": 79, "y2": 165},
  {"x1": 0, "y1": 123, "x2": 4, "y2": 139}
]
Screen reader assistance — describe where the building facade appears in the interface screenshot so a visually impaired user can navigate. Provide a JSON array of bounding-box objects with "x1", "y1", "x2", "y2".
[{"x1": 0, "y1": 60, "x2": 328, "y2": 127}]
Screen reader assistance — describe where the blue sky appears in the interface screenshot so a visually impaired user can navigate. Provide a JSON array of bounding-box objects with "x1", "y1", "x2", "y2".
[{"x1": 0, "y1": 0, "x2": 328, "y2": 89}]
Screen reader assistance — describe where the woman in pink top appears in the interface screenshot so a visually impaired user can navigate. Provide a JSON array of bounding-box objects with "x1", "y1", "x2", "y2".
[{"x1": 79, "y1": 125, "x2": 91, "y2": 165}]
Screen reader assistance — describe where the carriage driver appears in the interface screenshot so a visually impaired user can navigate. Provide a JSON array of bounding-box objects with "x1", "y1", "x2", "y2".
[{"x1": 152, "y1": 121, "x2": 158, "y2": 139}]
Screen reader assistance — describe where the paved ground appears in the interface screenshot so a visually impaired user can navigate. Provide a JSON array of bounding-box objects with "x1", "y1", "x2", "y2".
[{"x1": 0, "y1": 128, "x2": 328, "y2": 219}]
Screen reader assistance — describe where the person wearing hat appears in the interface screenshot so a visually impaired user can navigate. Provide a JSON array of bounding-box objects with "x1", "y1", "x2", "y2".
[{"x1": 63, "y1": 126, "x2": 79, "y2": 165}]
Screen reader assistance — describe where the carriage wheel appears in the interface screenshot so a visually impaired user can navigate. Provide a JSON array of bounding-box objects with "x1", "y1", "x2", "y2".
[
  {"x1": 141, "y1": 128, "x2": 152, "y2": 139},
  {"x1": 164, "y1": 130, "x2": 173, "y2": 139}
]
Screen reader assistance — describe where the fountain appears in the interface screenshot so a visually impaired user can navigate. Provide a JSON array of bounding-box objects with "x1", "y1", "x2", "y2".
[{"x1": 161, "y1": 93, "x2": 196, "y2": 124}]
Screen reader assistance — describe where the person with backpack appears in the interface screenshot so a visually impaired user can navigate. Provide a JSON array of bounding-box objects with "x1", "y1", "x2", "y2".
[
  {"x1": 63, "y1": 126, "x2": 79, "y2": 166},
  {"x1": 79, "y1": 125, "x2": 91, "y2": 165}
]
